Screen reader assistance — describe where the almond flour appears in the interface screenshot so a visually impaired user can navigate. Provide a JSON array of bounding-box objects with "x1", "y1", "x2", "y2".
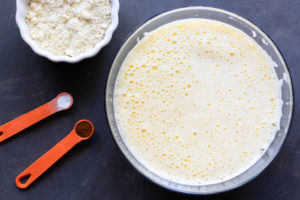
[{"x1": 25, "y1": 0, "x2": 112, "y2": 57}]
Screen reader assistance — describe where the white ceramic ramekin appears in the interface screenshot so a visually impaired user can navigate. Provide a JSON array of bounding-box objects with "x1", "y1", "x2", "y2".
[{"x1": 16, "y1": 0, "x2": 119, "y2": 63}]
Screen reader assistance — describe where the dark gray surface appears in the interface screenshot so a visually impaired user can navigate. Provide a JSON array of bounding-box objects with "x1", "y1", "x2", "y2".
[{"x1": 0, "y1": 0, "x2": 299, "y2": 199}]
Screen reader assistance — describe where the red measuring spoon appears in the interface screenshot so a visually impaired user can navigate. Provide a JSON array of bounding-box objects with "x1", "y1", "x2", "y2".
[
  {"x1": 0, "y1": 93, "x2": 73, "y2": 143},
  {"x1": 16, "y1": 120, "x2": 94, "y2": 189}
]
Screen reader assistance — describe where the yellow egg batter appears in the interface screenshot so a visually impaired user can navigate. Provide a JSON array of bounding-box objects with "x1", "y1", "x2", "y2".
[{"x1": 114, "y1": 19, "x2": 282, "y2": 185}]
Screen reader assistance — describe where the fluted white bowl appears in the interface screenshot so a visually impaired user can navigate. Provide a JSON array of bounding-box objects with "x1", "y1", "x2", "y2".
[{"x1": 16, "y1": 0, "x2": 119, "y2": 63}]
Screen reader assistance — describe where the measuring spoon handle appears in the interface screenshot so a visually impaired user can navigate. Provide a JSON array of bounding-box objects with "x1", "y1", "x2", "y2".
[
  {"x1": 16, "y1": 131, "x2": 81, "y2": 189},
  {"x1": 0, "y1": 93, "x2": 72, "y2": 143}
]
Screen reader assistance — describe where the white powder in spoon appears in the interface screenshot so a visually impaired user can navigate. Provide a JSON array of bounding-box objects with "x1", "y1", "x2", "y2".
[{"x1": 57, "y1": 94, "x2": 72, "y2": 110}]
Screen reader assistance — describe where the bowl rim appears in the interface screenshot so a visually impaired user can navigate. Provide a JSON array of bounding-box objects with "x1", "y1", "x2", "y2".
[
  {"x1": 15, "y1": 0, "x2": 120, "y2": 63},
  {"x1": 105, "y1": 6, "x2": 294, "y2": 195}
]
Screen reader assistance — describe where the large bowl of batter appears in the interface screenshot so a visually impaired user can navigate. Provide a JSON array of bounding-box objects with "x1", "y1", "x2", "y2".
[{"x1": 106, "y1": 7, "x2": 293, "y2": 194}]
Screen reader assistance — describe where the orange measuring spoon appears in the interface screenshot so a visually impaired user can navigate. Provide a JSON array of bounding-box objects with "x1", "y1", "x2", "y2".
[
  {"x1": 16, "y1": 120, "x2": 94, "y2": 189},
  {"x1": 0, "y1": 93, "x2": 73, "y2": 143}
]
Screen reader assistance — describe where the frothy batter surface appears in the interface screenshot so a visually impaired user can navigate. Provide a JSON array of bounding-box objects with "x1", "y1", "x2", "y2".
[{"x1": 114, "y1": 19, "x2": 282, "y2": 185}]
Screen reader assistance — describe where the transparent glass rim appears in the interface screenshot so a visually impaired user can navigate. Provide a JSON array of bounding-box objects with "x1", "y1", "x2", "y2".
[{"x1": 105, "y1": 6, "x2": 293, "y2": 194}]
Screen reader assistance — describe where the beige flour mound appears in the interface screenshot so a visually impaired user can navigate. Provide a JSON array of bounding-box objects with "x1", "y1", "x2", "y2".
[{"x1": 26, "y1": 0, "x2": 112, "y2": 57}]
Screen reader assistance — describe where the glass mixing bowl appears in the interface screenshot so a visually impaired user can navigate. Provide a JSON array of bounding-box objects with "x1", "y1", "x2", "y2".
[{"x1": 105, "y1": 7, "x2": 293, "y2": 194}]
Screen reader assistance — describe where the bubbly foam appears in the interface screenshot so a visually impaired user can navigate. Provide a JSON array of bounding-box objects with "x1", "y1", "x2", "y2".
[{"x1": 114, "y1": 19, "x2": 282, "y2": 185}]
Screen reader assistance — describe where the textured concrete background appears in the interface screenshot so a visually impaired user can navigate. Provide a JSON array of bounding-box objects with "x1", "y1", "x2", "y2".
[{"x1": 0, "y1": 0, "x2": 299, "y2": 199}]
